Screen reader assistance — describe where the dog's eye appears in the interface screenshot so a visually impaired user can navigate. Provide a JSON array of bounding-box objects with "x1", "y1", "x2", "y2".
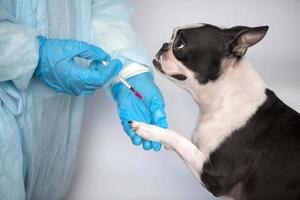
[{"x1": 175, "y1": 40, "x2": 185, "y2": 50}]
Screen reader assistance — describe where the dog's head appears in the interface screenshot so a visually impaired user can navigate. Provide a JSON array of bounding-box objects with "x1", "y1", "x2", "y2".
[{"x1": 153, "y1": 23, "x2": 268, "y2": 88}]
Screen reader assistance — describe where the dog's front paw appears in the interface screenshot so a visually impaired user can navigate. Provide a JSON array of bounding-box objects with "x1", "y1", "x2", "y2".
[{"x1": 128, "y1": 121, "x2": 165, "y2": 142}]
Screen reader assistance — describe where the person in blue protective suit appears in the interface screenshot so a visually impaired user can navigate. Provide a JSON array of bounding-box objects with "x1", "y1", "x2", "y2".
[{"x1": 0, "y1": 0, "x2": 167, "y2": 200}]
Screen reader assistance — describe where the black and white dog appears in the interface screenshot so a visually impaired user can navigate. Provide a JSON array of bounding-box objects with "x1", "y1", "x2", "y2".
[{"x1": 129, "y1": 24, "x2": 300, "y2": 200}]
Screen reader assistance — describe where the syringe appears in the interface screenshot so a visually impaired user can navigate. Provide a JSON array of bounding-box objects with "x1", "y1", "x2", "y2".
[{"x1": 102, "y1": 61, "x2": 143, "y2": 100}]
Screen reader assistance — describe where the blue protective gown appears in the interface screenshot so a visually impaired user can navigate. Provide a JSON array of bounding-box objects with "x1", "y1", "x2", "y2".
[{"x1": 0, "y1": 0, "x2": 150, "y2": 199}]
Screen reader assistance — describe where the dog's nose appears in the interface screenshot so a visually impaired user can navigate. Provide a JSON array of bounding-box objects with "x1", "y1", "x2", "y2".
[
  {"x1": 162, "y1": 43, "x2": 169, "y2": 51},
  {"x1": 156, "y1": 43, "x2": 170, "y2": 59}
]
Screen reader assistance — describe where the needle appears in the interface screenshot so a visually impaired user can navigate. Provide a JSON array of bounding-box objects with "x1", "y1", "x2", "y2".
[{"x1": 102, "y1": 60, "x2": 143, "y2": 100}]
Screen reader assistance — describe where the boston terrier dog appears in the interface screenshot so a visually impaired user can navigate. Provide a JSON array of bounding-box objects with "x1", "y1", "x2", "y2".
[{"x1": 129, "y1": 23, "x2": 300, "y2": 200}]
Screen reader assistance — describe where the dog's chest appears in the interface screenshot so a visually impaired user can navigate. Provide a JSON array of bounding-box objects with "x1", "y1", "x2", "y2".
[
  {"x1": 191, "y1": 120, "x2": 233, "y2": 156},
  {"x1": 191, "y1": 105, "x2": 261, "y2": 156}
]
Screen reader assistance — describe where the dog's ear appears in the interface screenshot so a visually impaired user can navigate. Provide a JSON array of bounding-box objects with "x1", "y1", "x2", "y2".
[{"x1": 227, "y1": 26, "x2": 269, "y2": 57}]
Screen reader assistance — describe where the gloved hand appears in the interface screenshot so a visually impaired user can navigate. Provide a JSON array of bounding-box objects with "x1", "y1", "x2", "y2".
[
  {"x1": 112, "y1": 72, "x2": 168, "y2": 151},
  {"x1": 35, "y1": 36, "x2": 122, "y2": 95}
]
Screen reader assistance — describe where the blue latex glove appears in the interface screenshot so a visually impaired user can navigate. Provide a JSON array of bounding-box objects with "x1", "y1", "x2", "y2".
[
  {"x1": 35, "y1": 36, "x2": 122, "y2": 95},
  {"x1": 112, "y1": 72, "x2": 168, "y2": 151}
]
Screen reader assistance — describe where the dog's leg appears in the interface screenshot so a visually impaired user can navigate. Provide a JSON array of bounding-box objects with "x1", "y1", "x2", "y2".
[{"x1": 129, "y1": 121, "x2": 207, "y2": 183}]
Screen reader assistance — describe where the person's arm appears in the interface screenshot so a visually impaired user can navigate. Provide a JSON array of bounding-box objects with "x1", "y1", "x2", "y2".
[
  {"x1": 91, "y1": 0, "x2": 167, "y2": 151},
  {"x1": 91, "y1": 0, "x2": 151, "y2": 71},
  {"x1": 0, "y1": 6, "x2": 39, "y2": 90}
]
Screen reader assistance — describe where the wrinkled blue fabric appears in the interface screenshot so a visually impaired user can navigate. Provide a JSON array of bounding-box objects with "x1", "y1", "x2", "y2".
[
  {"x1": 112, "y1": 72, "x2": 168, "y2": 151},
  {"x1": 91, "y1": 0, "x2": 152, "y2": 68},
  {"x1": 35, "y1": 36, "x2": 122, "y2": 96},
  {"x1": 0, "y1": 0, "x2": 157, "y2": 199}
]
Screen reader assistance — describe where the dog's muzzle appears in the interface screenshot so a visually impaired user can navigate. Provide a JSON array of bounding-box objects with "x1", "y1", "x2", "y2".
[{"x1": 153, "y1": 43, "x2": 171, "y2": 74}]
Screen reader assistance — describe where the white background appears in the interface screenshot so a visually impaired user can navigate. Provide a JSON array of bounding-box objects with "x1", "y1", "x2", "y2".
[{"x1": 66, "y1": 0, "x2": 300, "y2": 199}]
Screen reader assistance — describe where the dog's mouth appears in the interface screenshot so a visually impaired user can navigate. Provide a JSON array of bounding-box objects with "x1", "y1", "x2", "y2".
[
  {"x1": 152, "y1": 59, "x2": 187, "y2": 81},
  {"x1": 171, "y1": 74, "x2": 187, "y2": 80},
  {"x1": 152, "y1": 59, "x2": 165, "y2": 74}
]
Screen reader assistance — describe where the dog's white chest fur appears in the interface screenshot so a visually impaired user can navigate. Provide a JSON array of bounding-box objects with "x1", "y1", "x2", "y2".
[
  {"x1": 130, "y1": 59, "x2": 269, "y2": 196},
  {"x1": 191, "y1": 59, "x2": 267, "y2": 156}
]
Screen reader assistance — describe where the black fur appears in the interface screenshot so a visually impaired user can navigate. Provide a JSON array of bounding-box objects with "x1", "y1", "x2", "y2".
[
  {"x1": 165, "y1": 24, "x2": 268, "y2": 84},
  {"x1": 173, "y1": 24, "x2": 225, "y2": 84},
  {"x1": 200, "y1": 89, "x2": 300, "y2": 200}
]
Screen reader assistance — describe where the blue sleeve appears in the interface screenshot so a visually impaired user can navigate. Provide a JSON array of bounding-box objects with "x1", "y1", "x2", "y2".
[
  {"x1": 0, "y1": 5, "x2": 39, "y2": 90},
  {"x1": 91, "y1": 0, "x2": 152, "y2": 69}
]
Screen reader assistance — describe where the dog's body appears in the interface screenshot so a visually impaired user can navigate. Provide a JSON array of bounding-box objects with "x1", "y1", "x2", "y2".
[{"x1": 130, "y1": 24, "x2": 300, "y2": 200}]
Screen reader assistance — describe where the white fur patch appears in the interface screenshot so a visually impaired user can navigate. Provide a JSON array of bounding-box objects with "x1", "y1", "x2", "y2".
[
  {"x1": 130, "y1": 121, "x2": 207, "y2": 183},
  {"x1": 191, "y1": 59, "x2": 267, "y2": 156}
]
